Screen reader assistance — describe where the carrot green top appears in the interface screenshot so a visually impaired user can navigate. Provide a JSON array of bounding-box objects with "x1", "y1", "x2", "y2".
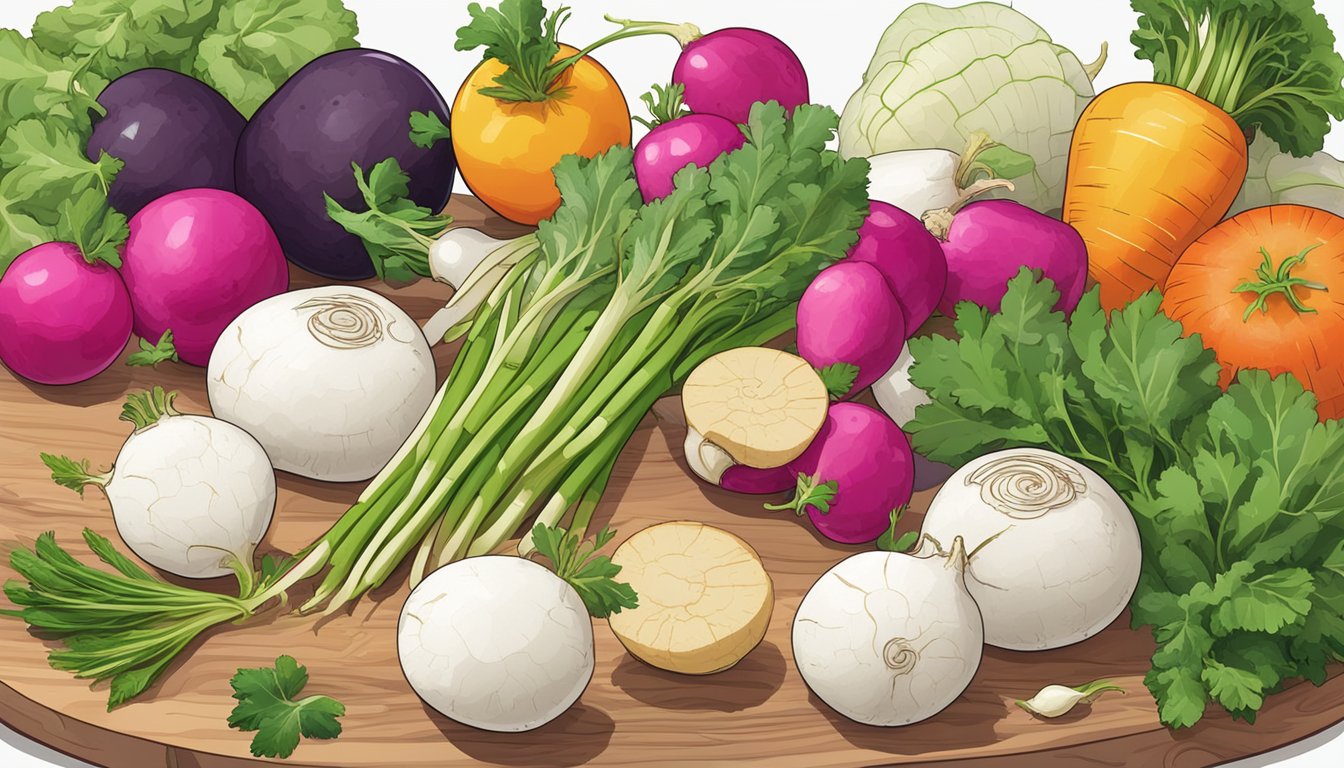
[
  {"x1": 455, "y1": 0, "x2": 700, "y2": 103},
  {"x1": 1132, "y1": 0, "x2": 1344, "y2": 156}
]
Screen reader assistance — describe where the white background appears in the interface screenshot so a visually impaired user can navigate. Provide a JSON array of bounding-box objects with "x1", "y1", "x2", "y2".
[{"x1": 1, "y1": 1, "x2": 1342, "y2": 766}]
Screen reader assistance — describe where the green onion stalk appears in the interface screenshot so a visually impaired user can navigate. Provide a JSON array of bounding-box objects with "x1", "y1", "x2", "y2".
[{"x1": 3, "y1": 103, "x2": 871, "y2": 706}]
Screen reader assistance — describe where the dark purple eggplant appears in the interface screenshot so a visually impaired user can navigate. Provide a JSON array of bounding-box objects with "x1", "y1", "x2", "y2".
[
  {"x1": 86, "y1": 68, "x2": 245, "y2": 217},
  {"x1": 235, "y1": 49, "x2": 456, "y2": 280}
]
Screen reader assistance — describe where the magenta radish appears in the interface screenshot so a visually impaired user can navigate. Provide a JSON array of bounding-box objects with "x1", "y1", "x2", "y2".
[
  {"x1": 0, "y1": 242, "x2": 132, "y2": 385},
  {"x1": 846, "y1": 201, "x2": 946, "y2": 333},
  {"x1": 925, "y1": 183, "x2": 1088, "y2": 319},
  {"x1": 120, "y1": 189, "x2": 288, "y2": 367},
  {"x1": 720, "y1": 464, "x2": 794, "y2": 494},
  {"x1": 796, "y1": 261, "x2": 905, "y2": 398},
  {"x1": 634, "y1": 84, "x2": 744, "y2": 202},
  {"x1": 605, "y1": 17, "x2": 808, "y2": 124},
  {"x1": 767, "y1": 402, "x2": 914, "y2": 545}
]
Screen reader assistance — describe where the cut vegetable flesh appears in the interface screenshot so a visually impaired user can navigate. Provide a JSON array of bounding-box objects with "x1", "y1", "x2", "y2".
[
  {"x1": 608, "y1": 522, "x2": 773, "y2": 674},
  {"x1": 681, "y1": 346, "x2": 828, "y2": 470}
]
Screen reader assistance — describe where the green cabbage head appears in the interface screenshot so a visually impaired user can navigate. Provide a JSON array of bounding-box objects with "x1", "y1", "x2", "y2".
[{"x1": 838, "y1": 2, "x2": 1102, "y2": 212}]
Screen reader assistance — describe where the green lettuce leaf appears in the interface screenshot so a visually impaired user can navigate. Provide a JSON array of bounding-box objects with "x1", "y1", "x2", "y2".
[
  {"x1": 837, "y1": 2, "x2": 1100, "y2": 211},
  {"x1": 193, "y1": 0, "x2": 359, "y2": 117}
]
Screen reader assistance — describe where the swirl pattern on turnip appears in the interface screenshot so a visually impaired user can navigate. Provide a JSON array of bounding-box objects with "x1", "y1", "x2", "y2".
[
  {"x1": 297, "y1": 294, "x2": 387, "y2": 350},
  {"x1": 965, "y1": 454, "x2": 1088, "y2": 519}
]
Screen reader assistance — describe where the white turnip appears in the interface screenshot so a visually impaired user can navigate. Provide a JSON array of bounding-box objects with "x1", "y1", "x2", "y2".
[
  {"x1": 42, "y1": 387, "x2": 274, "y2": 583},
  {"x1": 793, "y1": 537, "x2": 984, "y2": 726},
  {"x1": 397, "y1": 556, "x2": 594, "y2": 732},
  {"x1": 207, "y1": 286, "x2": 435, "y2": 482},
  {"x1": 916, "y1": 448, "x2": 1141, "y2": 650}
]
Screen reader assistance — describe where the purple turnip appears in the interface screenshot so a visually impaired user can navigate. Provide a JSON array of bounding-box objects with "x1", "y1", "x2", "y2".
[
  {"x1": 633, "y1": 83, "x2": 745, "y2": 202},
  {"x1": 0, "y1": 242, "x2": 132, "y2": 385},
  {"x1": 846, "y1": 201, "x2": 947, "y2": 333},
  {"x1": 796, "y1": 261, "x2": 905, "y2": 398},
  {"x1": 766, "y1": 402, "x2": 914, "y2": 545},
  {"x1": 604, "y1": 17, "x2": 808, "y2": 124},
  {"x1": 121, "y1": 189, "x2": 288, "y2": 367},
  {"x1": 923, "y1": 181, "x2": 1087, "y2": 319}
]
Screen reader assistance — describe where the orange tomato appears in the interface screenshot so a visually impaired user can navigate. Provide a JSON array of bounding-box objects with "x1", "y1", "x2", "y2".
[
  {"x1": 451, "y1": 45, "x2": 632, "y2": 225},
  {"x1": 1161, "y1": 204, "x2": 1344, "y2": 420}
]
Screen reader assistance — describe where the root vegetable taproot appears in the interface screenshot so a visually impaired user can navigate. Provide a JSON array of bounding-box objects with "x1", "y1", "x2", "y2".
[
  {"x1": 1064, "y1": 0, "x2": 1344, "y2": 311},
  {"x1": 608, "y1": 522, "x2": 772, "y2": 674}
]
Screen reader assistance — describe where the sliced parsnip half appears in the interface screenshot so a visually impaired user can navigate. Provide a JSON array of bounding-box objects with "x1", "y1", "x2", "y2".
[
  {"x1": 608, "y1": 522, "x2": 773, "y2": 675},
  {"x1": 681, "y1": 346, "x2": 828, "y2": 484}
]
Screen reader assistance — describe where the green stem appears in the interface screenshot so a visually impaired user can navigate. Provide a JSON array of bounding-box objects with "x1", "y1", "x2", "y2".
[{"x1": 1234, "y1": 244, "x2": 1328, "y2": 321}]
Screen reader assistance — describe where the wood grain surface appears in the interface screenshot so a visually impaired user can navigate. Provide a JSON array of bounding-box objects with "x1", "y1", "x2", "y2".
[{"x1": 1, "y1": 196, "x2": 1340, "y2": 768}]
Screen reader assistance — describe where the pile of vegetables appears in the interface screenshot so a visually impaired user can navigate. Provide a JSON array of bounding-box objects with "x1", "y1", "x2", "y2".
[
  {"x1": 3, "y1": 0, "x2": 1344, "y2": 757},
  {"x1": 5, "y1": 100, "x2": 870, "y2": 711},
  {"x1": 906, "y1": 271, "x2": 1344, "y2": 727}
]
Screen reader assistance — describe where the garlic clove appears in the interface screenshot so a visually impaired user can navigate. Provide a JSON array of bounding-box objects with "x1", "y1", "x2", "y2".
[{"x1": 1016, "y1": 679, "x2": 1124, "y2": 718}]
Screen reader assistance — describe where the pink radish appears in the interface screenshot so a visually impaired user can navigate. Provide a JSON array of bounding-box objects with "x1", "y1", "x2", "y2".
[
  {"x1": 767, "y1": 402, "x2": 914, "y2": 545},
  {"x1": 846, "y1": 201, "x2": 946, "y2": 333},
  {"x1": 924, "y1": 183, "x2": 1087, "y2": 319},
  {"x1": 796, "y1": 261, "x2": 905, "y2": 398},
  {"x1": 604, "y1": 18, "x2": 808, "y2": 125},
  {"x1": 121, "y1": 189, "x2": 288, "y2": 366},
  {"x1": 0, "y1": 243, "x2": 132, "y2": 385}
]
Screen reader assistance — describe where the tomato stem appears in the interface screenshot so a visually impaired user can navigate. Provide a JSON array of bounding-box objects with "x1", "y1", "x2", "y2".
[{"x1": 1233, "y1": 243, "x2": 1328, "y2": 321}]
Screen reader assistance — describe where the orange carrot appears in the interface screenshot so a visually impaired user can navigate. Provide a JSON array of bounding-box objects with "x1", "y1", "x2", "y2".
[
  {"x1": 1064, "y1": 0, "x2": 1344, "y2": 313},
  {"x1": 1162, "y1": 204, "x2": 1344, "y2": 421},
  {"x1": 1063, "y1": 83, "x2": 1246, "y2": 312}
]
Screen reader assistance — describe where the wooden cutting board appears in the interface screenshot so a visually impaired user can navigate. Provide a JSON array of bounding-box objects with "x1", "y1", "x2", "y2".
[{"x1": 0, "y1": 196, "x2": 1340, "y2": 768}]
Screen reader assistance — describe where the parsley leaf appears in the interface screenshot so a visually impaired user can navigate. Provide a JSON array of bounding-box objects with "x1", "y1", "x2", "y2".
[
  {"x1": 906, "y1": 269, "x2": 1344, "y2": 728},
  {"x1": 126, "y1": 330, "x2": 179, "y2": 367},
  {"x1": 192, "y1": 0, "x2": 359, "y2": 118},
  {"x1": 409, "y1": 110, "x2": 451, "y2": 149},
  {"x1": 57, "y1": 188, "x2": 129, "y2": 268},
  {"x1": 763, "y1": 472, "x2": 839, "y2": 517},
  {"x1": 530, "y1": 523, "x2": 638, "y2": 618},
  {"x1": 228, "y1": 656, "x2": 345, "y2": 759},
  {"x1": 325, "y1": 158, "x2": 453, "y2": 284},
  {"x1": 1, "y1": 120, "x2": 123, "y2": 228},
  {"x1": 876, "y1": 507, "x2": 919, "y2": 552},
  {"x1": 31, "y1": 0, "x2": 217, "y2": 84},
  {"x1": 816, "y1": 362, "x2": 860, "y2": 400}
]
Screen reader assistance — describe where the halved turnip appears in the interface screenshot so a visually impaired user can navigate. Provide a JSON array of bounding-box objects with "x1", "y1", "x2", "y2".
[
  {"x1": 682, "y1": 347, "x2": 828, "y2": 487},
  {"x1": 608, "y1": 522, "x2": 772, "y2": 674}
]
